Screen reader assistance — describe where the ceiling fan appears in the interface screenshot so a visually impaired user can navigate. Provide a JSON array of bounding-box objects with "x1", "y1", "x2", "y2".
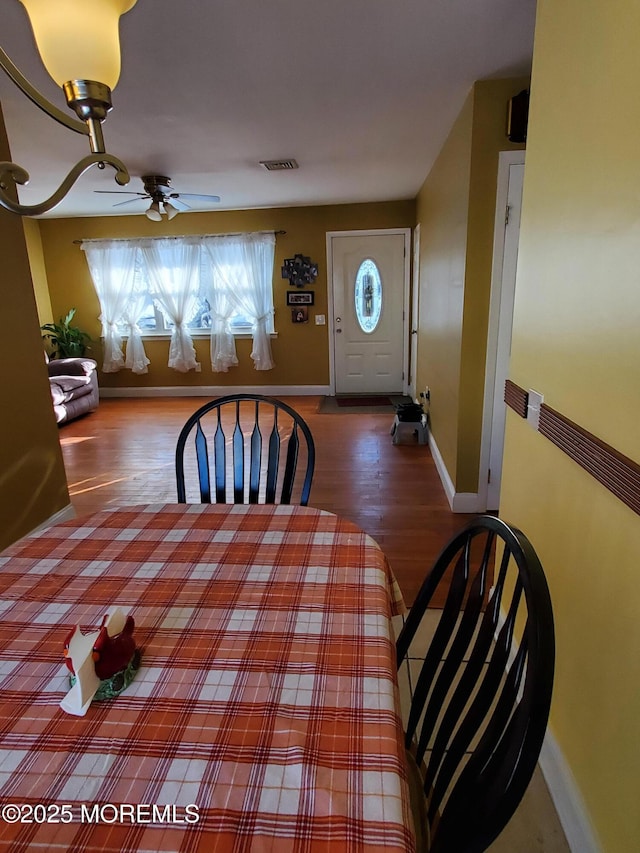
[{"x1": 95, "y1": 174, "x2": 221, "y2": 220}]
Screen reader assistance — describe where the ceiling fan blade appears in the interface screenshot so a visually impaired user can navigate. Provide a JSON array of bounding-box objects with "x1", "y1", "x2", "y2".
[
  {"x1": 172, "y1": 193, "x2": 221, "y2": 203},
  {"x1": 166, "y1": 197, "x2": 191, "y2": 211},
  {"x1": 93, "y1": 177, "x2": 220, "y2": 211},
  {"x1": 112, "y1": 196, "x2": 150, "y2": 208}
]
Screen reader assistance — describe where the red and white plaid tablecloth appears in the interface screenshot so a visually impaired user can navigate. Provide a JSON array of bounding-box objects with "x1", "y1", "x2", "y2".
[{"x1": 0, "y1": 503, "x2": 414, "y2": 852}]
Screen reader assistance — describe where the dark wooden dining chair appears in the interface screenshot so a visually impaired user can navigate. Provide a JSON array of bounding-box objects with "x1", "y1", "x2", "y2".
[
  {"x1": 396, "y1": 514, "x2": 555, "y2": 853},
  {"x1": 175, "y1": 394, "x2": 316, "y2": 505}
]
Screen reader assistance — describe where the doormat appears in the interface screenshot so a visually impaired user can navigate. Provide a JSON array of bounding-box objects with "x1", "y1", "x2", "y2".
[
  {"x1": 336, "y1": 396, "x2": 392, "y2": 407},
  {"x1": 318, "y1": 395, "x2": 412, "y2": 415}
]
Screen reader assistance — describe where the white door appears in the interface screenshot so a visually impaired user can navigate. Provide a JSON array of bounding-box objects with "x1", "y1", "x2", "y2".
[
  {"x1": 482, "y1": 154, "x2": 525, "y2": 510},
  {"x1": 329, "y1": 230, "x2": 409, "y2": 394}
]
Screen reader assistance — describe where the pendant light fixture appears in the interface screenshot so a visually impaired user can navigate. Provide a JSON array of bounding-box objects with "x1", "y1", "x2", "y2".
[{"x1": 0, "y1": 0, "x2": 138, "y2": 216}]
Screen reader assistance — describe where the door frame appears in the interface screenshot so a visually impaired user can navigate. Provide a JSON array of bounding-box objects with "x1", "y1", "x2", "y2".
[
  {"x1": 478, "y1": 150, "x2": 525, "y2": 510},
  {"x1": 409, "y1": 223, "x2": 421, "y2": 400},
  {"x1": 325, "y1": 228, "x2": 411, "y2": 396}
]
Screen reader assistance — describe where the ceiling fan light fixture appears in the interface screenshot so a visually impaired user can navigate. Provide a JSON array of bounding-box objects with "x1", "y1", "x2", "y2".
[
  {"x1": 95, "y1": 173, "x2": 221, "y2": 212},
  {"x1": 145, "y1": 201, "x2": 162, "y2": 221},
  {"x1": 163, "y1": 201, "x2": 179, "y2": 220}
]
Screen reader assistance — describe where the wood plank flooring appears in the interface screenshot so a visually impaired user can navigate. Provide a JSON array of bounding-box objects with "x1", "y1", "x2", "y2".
[{"x1": 58, "y1": 396, "x2": 474, "y2": 605}]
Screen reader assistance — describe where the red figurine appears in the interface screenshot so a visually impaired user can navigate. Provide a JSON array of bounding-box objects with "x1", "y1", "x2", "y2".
[{"x1": 61, "y1": 609, "x2": 141, "y2": 715}]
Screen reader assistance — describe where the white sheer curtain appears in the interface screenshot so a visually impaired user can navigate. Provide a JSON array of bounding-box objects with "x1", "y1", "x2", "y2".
[
  {"x1": 202, "y1": 232, "x2": 276, "y2": 371},
  {"x1": 122, "y1": 286, "x2": 151, "y2": 375},
  {"x1": 140, "y1": 239, "x2": 201, "y2": 372},
  {"x1": 208, "y1": 285, "x2": 238, "y2": 373},
  {"x1": 81, "y1": 240, "x2": 149, "y2": 373}
]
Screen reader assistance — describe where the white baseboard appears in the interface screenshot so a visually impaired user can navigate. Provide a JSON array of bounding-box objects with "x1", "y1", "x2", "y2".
[
  {"x1": 451, "y1": 491, "x2": 484, "y2": 513},
  {"x1": 539, "y1": 728, "x2": 602, "y2": 853},
  {"x1": 495, "y1": 612, "x2": 602, "y2": 853},
  {"x1": 100, "y1": 385, "x2": 332, "y2": 398},
  {"x1": 29, "y1": 503, "x2": 76, "y2": 536},
  {"x1": 428, "y1": 431, "x2": 486, "y2": 514}
]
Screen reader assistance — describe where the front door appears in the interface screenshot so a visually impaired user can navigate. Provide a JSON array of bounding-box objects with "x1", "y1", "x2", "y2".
[{"x1": 329, "y1": 230, "x2": 409, "y2": 394}]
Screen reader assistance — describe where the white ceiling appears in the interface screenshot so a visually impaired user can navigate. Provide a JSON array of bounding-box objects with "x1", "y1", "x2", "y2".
[{"x1": 0, "y1": 0, "x2": 536, "y2": 219}]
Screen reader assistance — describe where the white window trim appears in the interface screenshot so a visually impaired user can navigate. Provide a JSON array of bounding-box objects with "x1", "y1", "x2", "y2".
[{"x1": 117, "y1": 331, "x2": 279, "y2": 341}]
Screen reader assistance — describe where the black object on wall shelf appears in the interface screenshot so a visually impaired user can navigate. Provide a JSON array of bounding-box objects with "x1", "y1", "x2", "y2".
[
  {"x1": 281, "y1": 254, "x2": 319, "y2": 287},
  {"x1": 507, "y1": 89, "x2": 530, "y2": 143}
]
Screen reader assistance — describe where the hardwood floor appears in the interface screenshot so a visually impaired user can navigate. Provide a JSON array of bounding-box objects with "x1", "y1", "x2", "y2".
[{"x1": 58, "y1": 396, "x2": 474, "y2": 605}]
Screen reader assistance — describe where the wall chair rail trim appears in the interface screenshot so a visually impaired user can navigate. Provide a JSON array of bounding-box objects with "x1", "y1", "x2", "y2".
[
  {"x1": 504, "y1": 381, "x2": 640, "y2": 517},
  {"x1": 504, "y1": 378, "x2": 528, "y2": 418}
]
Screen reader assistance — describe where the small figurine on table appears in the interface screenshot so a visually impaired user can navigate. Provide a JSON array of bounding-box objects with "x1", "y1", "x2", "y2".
[{"x1": 60, "y1": 608, "x2": 141, "y2": 717}]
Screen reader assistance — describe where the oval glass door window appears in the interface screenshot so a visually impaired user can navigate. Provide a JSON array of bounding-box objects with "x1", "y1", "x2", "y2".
[{"x1": 354, "y1": 258, "x2": 382, "y2": 333}]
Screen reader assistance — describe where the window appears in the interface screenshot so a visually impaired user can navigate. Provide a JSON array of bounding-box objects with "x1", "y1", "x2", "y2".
[
  {"x1": 354, "y1": 258, "x2": 382, "y2": 333},
  {"x1": 81, "y1": 232, "x2": 276, "y2": 374},
  {"x1": 131, "y1": 252, "x2": 272, "y2": 335},
  {"x1": 137, "y1": 297, "x2": 259, "y2": 334}
]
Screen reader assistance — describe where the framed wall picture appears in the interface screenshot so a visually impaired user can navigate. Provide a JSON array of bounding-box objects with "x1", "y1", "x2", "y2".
[
  {"x1": 291, "y1": 307, "x2": 309, "y2": 323},
  {"x1": 281, "y1": 254, "x2": 319, "y2": 287},
  {"x1": 286, "y1": 290, "x2": 314, "y2": 306}
]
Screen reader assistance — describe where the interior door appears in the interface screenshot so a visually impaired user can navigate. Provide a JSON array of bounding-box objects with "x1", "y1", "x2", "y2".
[{"x1": 330, "y1": 231, "x2": 408, "y2": 394}]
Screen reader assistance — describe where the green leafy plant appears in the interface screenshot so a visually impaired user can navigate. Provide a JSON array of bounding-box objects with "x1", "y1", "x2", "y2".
[{"x1": 41, "y1": 308, "x2": 92, "y2": 358}]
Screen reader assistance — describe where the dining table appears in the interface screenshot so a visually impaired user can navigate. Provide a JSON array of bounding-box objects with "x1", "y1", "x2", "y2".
[{"x1": 0, "y1": 502, "x2": 416, "y2": 852}]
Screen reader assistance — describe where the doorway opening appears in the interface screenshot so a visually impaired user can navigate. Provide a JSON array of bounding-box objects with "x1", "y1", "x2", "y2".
[
  {"x1": 326, "y1": 229, "x2": 410, "y2": 396},
  {"x1": 479, "y1": 151, "x2": 525, "y2": 511}
]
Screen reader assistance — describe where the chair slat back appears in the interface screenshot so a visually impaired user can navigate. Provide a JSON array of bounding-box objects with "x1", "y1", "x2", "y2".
[
  {"x1": 195, "y1": 421, "x2": 211, "y2": 503},
  {"x1": 396, "y1": 515, "x2": 554, "y2": 853},
  {"x1": 265, "y1": 411, "x2": 281, "y2": 503},
  {"x1": 213, "y1": 410, "x2": 226, "y2": 502},
  {"x1": 232, "y1": 402, "x2": 244, "y2": 503},
  {"x1": 176, "y1": 394, "x2": 315, "y2": 506},
  {"x1": 281, "y1": 423, "x2": 300, "y2": 504},
  {"x1": 249, "y1": 409, "x2": 262, "y2": 504}
]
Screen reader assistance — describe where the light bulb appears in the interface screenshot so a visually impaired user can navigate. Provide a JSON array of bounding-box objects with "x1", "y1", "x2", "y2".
[
  {"x1": 19, "y1": 0, "x2": 138, "y2": 89},
  {"x1": 163, "y1": 201, "x2": 179, "y2": 221},
  {"x1": 145, "y1": 201, "x2": 162, "y2": 221}
]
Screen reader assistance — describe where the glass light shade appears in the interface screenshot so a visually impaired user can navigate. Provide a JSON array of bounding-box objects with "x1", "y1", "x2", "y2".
[
  {"x1": 163, "y1": 202, "x2": 179, "y2": 221},
  {"x1": 145, "y1": 202, "x2": 162, "y2": 222},
  {"x1": 19, "y1": 0, "x2": 138, "y2": 89}
]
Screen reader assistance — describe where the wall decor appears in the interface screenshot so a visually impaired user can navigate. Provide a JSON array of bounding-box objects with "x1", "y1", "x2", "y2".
[
  {"x1": 286, "y1": 290, "x2": 314, "y2": 306},
  {"x1": 281, "y1": 253, "x2": 319, "y2": 287},
  {"x1": 291, "y1": 307, "x2": 309, "y2": 323}
]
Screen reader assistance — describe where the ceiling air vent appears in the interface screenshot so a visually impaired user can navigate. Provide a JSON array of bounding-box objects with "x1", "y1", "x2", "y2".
[{"x1": 259, "y1": 159, "x2": 299, "y2": 171}]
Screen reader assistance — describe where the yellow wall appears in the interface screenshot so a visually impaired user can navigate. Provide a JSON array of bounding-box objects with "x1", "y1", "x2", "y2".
[
  {"x1": 416, "y1": 78, "x2": 527, "y2": 492},
  {"x1": 415, "y1": 91, "x2": 473, "y2": 486},
  {"x1": 0, "y1": 106, "x2": 69, "y2": 548},
  {"x1": 38, "y1": 201, "x2": 415, "y2": 389},
  {"x1": 459, "y1": 78, "x2": 529, "y2": 490},
  {"x1": 22, "y1": 218, "x2": 53, "y2": 326},
  {"x1": 501, "y1": 1, "x2": 640, "y2": 849}
]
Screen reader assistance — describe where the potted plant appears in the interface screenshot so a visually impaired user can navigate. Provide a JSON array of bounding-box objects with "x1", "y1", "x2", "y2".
[{"x1": 41, "y1": 308, "x2": 92, "y2": 358}]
